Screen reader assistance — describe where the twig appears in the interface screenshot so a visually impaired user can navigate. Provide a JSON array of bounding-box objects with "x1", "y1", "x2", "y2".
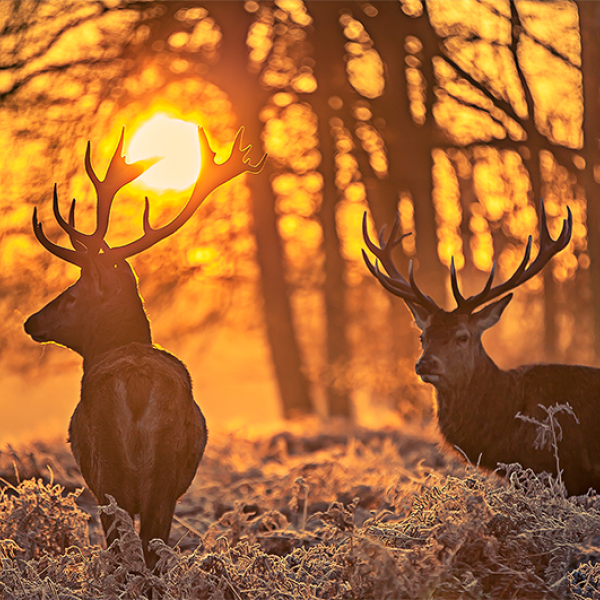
[{"x1": 172, "y1": 514, "x2": 203, "y2": 539}]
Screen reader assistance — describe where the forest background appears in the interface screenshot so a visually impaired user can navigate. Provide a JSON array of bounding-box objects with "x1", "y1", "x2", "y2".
[{"x1": 0, "y1": 0, "x2": 597, "y2": 442}]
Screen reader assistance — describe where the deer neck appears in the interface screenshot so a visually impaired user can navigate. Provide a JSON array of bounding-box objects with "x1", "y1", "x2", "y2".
[
  {"x1": 435, "y1": 350, "x2": 517, "y2": 465},
  {"x1": 436, "y1": 352, "x2": 511, "y2": 432},
  {"x1": 82, "y1": 306, "x2": 152, "y2": 370},
  {"x1": 468, "y1": 350, "x2": 506, "y2": 392}
]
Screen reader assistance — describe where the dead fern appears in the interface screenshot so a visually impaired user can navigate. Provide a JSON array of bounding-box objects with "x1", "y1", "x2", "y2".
[
  {"x1": 0, "y1": 476, "x2": 89, "y2": 559},
  {"x1": 0, "y1": 426, "x2": 599, "y2": 598}
]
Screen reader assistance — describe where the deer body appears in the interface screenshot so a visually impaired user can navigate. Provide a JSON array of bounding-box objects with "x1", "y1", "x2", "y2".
[
  {"x1": 72, "y1": 342, "x2": 206, "y2": 559},
  {"x1": 417, "y1": 309, "x2": 600, "y2": 495},
  {"x1": 24, "y1": 128, "x2": 265, "y2": 567},
  {"x1": 362, "y1": 203, "x2": 600, "y2": 496},
  {"x1": 25, "y1": 261, "x2": 207, "y2": 567}
]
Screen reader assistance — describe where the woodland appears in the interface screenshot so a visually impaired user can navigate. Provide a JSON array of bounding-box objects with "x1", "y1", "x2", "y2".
[
  {"x1": 0, "y1": 0, "x2": 598, "y2": 419},
  {"x1": 0, "y1": 0, "x2": 599, "y2": 598}
]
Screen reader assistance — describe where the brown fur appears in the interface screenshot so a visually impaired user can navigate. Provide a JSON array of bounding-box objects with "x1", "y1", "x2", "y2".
[
  {"x1": 23, "y1": 127, "x2": 265, "y2": 569},
  {"x1": 70, "y1": 343, "x2": 206, "y2": 563},
  {"x1": 25, "y1": 262, "x2": 208, "y2": 568},
  {"x1": 362, "y1": 206, "x2": 593, "y2": 493},
  {"x1": 412, "y1": 300, "x2": 600, "y2": 496}
]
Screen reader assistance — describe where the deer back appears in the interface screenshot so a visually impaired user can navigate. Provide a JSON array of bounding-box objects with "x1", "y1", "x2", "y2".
[
  {"x1": 24, "y1": 127, "x2": 265, "y2": 567},
  {"x1": 505, "y1": 364, "x2": 600, "y2": 495},
  {"x1": 69, "y1": 342, "x2": 207, "y2": 516}
]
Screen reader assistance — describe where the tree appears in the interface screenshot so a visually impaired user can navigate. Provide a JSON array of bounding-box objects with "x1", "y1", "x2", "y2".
[{"x1": 579, "y1": 0, "x2": 600, "y2": 360}]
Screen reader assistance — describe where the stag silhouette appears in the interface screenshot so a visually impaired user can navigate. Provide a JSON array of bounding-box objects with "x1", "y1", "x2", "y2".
[{"x1": 25, "y1": 127, "x2": 265, "y2": 567}]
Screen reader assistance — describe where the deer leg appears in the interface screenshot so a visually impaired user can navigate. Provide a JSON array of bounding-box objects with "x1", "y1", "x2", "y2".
[
  {"x1": 93, "y1": 477, "x2": 138, "y2": 557},
  {"x1": 139, "y1": 490, "x2": 177, "y2": 570}
]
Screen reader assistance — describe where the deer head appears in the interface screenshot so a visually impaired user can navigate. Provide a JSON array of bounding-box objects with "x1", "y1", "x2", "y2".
[
  {"x1": 362, "y1": 202, "x2": 572, "y2": 392},
  {"x1": 25, "y1": 126, "x2": 266, "y2": 367}
]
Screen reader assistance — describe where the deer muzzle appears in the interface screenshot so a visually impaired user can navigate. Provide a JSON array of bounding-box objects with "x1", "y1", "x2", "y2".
[
  {"x1": 24, "y1": 313, "x2": 51, "y2": 343},
  {"x1": 415, "y1": 354, "x2": 443, "y2": 386}
]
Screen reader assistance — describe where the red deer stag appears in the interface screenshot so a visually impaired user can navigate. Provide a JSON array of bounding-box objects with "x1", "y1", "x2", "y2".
[
  {"x1": 25, "y1": 127, "x2": 265, "y2": 567},
  {"x1": 363, "y1": 203, "x2": 600, "y2": 496}
]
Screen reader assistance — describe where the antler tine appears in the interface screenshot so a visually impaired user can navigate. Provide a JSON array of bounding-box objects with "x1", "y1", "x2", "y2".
[
  {"x1": 68, "y1": 199, "x2": 76, "y2": 227},
  {"x1": 361, "y1": 248, "x2": 411, "y2": 299},
  {"x1": 82, "y1": 127, "x2": 156, "y2": 256},
  {"x1": 32, "y1": 208, "x2": 86, "y2": 267},
  {"x1": 101, "y1": 126, "x2": 267, "y2": 264},
  {"x1": 141, "y1": 197, "x2": 152, "y2": 235},
  {"x1": 450, "y1": 256, "x2": 467, "y2": 307},
  {"x1": 219, "y1": 126, "x2": 268, "y2": 176},
  {"x1": 362, "y1": 211, "x2": 440, "y2": 311},
  {"x1": 475, "y1": 261, "x2": 497, "y2": 301},
  {"x1": 52, "y1": 184, "x2": 75, "y2": 237},
  {"x1": 408, "y1": 260, "x2": 439, "y2": 312},
  {"x1": 540, "y1": 198, "x2": 572, "y2": 249},
  {"x1": 35, "y1": 188, "x2": 87, "y2": 260},
  {"x1": 34, "y1": 128, "x2": 154, "y2": 266},
  {"x1": 451, "y1": 257, "x2": 498, "y2": 311},
  {"x1": 67, "y1": 199, "x2": 87, "y2": 253},
  {"x1": 194, "y1": 127, "x2": 266, "y2": 189},
  {"x1": 361, "y1": 211, "x2": 407, "y2": 279},
  {"x1": 52, "y1": 186, "x2": 86, "y2": 253},
  {"x1": 458, "y1": 201, "x2": 572, "y2": 312},
  {"x1": 370, "y1": 257, "x2": 415, "y2": 298}
]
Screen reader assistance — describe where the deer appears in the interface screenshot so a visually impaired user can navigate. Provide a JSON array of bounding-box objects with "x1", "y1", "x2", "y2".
[
  {"x1": 362, "y1": 202, "x2": 600, "y2": 496},
  {"x1": 24, "y1": 126, "x2": 266, "y2": 568}
]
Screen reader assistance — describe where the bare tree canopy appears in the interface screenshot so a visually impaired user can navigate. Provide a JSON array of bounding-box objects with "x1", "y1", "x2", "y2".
[{"x1": 0, "y1": 0, "x2": 595, "y2": 427}]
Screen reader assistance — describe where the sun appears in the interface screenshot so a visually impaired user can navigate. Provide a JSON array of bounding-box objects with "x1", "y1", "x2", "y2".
[{"x1": 126, "y1": 114, "x2": 201, "y2": 191}]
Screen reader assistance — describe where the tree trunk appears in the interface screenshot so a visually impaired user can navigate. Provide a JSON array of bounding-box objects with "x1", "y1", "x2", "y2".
[
  {"x1": 204, "y1": 2, "x2": 314, "y2": 417},
  {"x1": 310, "y1": 1, "x2": 353, "y2": 418},
  {"x1": 579, "y1": 0, "x2": 600, "y2": 363},
  {"x1": 369, "y1": 1, "x2": 446, "y2": 303}
]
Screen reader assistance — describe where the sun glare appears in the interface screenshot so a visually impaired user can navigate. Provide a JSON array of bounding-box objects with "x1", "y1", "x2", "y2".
[{"x1": 127, "y1": 114, "x2": 201, "y2": 191}]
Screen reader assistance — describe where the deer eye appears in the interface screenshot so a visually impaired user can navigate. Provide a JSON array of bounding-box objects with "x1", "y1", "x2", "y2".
[
  {"x1": 455, "y1": 332, "x2": 469, "y2": 345},
  {"x1": 63, "y1": 295, "x2": 77, "y2": 308}
]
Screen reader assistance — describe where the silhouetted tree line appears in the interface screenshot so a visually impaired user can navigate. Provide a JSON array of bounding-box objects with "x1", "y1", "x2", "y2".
[{"x1": 2, "y1": 0, "x2": 598, "y2": 420}]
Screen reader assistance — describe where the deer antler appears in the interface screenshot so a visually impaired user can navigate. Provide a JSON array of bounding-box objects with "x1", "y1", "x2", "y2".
[
  {"x1": 33, "y1": 126, "x2": 266, "y2": 268},
  {"x1": 450, "y1": 200, "x2": 572, "y2": 313},
  {"x1": 105, "y1": 126, "x2": 266, "y2": 264},
  {"x1": 361, "y1": 211, "x2": 439, "y2": 312},
  {"x1": 362, "y1": 201, "x2": 572, "y2": 316},
  {"x1": 34, "y1": 127, "x2": 159, "y2": 267}
]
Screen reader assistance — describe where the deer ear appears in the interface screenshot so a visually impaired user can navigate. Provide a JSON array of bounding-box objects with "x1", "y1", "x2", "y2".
[
  {"x1": 405, "y1": 300, "x2": 432, "y2": 331},
  {"x1": 472, "y1": 294, "x2": 513, "y2": 332}
]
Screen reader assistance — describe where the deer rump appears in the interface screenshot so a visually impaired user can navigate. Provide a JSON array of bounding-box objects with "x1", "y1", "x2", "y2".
[
  {"x1": 70, "y1": 342, "x2": 207, "y2": 550},
  {"x1": 438, "y1": 361, "x2": 600, "y2": 496}
]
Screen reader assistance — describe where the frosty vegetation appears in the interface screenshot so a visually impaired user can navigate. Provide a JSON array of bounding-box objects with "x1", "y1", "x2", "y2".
[{"x1": 0, "y1": 418, "x2": 599, "y2": 599}]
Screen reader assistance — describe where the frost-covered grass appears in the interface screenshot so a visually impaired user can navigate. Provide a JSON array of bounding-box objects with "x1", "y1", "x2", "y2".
[{"x1": 0, "y1": 423, "x2": 599, "y2": 599}]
